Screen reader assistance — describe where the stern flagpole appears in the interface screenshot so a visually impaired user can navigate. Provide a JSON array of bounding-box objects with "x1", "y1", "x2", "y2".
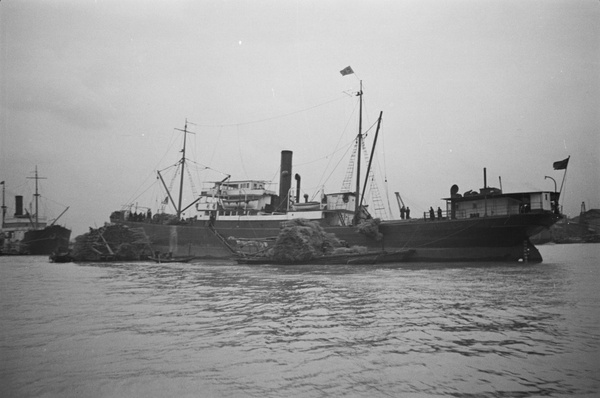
[
  {"x1": 552, "y1": 155, "x2": 570, "y2": 213},
  {"x1": 558, "y1": 155, "x2": 570, "y2": 194}
]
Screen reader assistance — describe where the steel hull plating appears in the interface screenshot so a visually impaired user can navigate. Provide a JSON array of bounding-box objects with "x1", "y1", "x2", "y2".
[
  {"x1": 116, "y1": 212, "x2": 560, "y2": 262},
  {"x1": 24, "y1": 225, "x2": 71, "y2": 255}
]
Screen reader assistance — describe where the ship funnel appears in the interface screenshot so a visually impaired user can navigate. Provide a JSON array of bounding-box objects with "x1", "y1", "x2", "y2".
[
  {"x1": 295, "y1": 174, "x2": 301, "y2": 203},
  {"x1": 450, "y1": 184, "x2": 459, "y2": 198},
  {"x1": 279, "y1": 150, "x2": 293, "y2": 210},
  {"x1": 449, "y1": 186, "x2": 458, "y2": 219},
  {"x1": 15, "y1": 195, "x2": 23, "y2": 216},
  {"x1": 483, "y1": 167, "x2": 487, "y2": 189}
]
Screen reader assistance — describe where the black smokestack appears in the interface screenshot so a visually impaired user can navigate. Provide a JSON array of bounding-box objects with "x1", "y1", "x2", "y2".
[
  {"x1": 279, "y1": 150, "x2": 293, "y2": 209},
  {"x1": 295, "y1": 173, "x2": 301, "y2": 203},
  {"x1": 15, "y1": 195, "x2": 23, "y2": 216},
  {"x1": 483, "y1": 167, "x2": 487, "y2": 189}
]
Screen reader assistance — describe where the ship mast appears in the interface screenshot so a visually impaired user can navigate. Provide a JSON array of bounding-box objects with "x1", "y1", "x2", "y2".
[
  {"x1": 354, "y1": 80, "x2": 363, "y2": 224},
  {"x1": 360, "y1": 111, "x2": 383, "y2": 210},
  {"x1": 27, "y1": 166, "x2": 46, "y2": 230},
  {"x1": 1, "y1": 180, "x2": 5, "y2": 228},
  {"x1": 174, "y1": 120, "x2": 195, "y2": 219}
]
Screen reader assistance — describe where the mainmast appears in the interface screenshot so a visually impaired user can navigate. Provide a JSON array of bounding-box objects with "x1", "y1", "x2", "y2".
[
  {"x1": 340, "y1": 66, "x2": 364, "y2": 224},
  {"x1": 27, "y1": 166, "x2": 46, "y2": 230},
  {"x1": 354, "y1": 80, "x2": 363, "y2": 224}
]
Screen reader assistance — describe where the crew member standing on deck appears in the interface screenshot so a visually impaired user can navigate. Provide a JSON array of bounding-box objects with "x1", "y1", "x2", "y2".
[{"x1": 208, "y1": 211, "x2": 216, "y2": 228}]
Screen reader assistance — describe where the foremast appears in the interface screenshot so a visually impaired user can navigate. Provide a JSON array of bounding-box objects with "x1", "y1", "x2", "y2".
[
  {"x1": 27, "y1": 166, "x2": 46, "y2": 230},
  {"x1": 157, "y1": 120, "x2": 199, "y2": 220}
]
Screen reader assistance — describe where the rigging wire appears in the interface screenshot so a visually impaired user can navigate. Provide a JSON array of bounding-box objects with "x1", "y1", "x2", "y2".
[
  {"x1": 120, "y1": 94, "x2": 358, "y2": 211},
  {"x1": 194, "y1": 95, "x2": 347, "y2": 128},
  {"x1": 379, "y1": 124, "x2": 395, "y2": 218},
  {"x1": 310, "y1": 142, "x2": 355, "y2": 201},
  {"x1": 126, "y1": 181, "x2": 158, "y2": 208},
  {"x1": 208, "y1": 125, "x2": 223, "y2": 166},
  {"x1": 123, "y1": 128, "x2": 181, "y2": 207},
  {"x1": 185, "y1": 165, "x2": 198, "y2": 202},
  {"x1": 188, "y1": 128, "x2": 201, "y2": 194},
  {"x1": 294, "y1": 137, "x2": 356, "y2": 168},
  {"x1": 236, "y1": 124, "x2": 249, "y2": 180},
  {"x1": 311, "y1": 96, "x2": 359, "y2": 193}
]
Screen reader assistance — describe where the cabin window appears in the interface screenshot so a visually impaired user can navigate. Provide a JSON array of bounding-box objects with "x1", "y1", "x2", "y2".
[{"x1": 472, "y1": 203, "x2": 478, "y2": 209}]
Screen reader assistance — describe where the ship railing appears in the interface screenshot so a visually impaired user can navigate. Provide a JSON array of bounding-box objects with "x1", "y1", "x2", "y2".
[
  {"x1": 422, "y1": 209, "x2": 451, "y2": 221},
  {"x1": 425, "y1": 204, "x2": 552, "y2": 221}
]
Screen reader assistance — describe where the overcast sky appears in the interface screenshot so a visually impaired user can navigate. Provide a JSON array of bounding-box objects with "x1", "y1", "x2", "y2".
[{"x1": 1, "y1": 0, "x2": 598, "y2": 238}]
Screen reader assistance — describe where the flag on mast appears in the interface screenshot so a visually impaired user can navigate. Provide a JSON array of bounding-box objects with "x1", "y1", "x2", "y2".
[
  {"x1": 340, "y1": 66, "x2": 354, "y2": 76},
  {"x1": 553, "y1": 157, "x2": 570, "y2": 170}
]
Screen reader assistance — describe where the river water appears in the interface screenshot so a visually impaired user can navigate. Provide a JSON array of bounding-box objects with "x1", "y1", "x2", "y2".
[{"x1": 1, "y1": 244, "x2": 598, "y2": 398}]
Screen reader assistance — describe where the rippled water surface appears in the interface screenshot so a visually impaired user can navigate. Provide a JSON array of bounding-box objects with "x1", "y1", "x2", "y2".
[{"x1": 1, "y1": 244, "x2": 599, "y2": 397}]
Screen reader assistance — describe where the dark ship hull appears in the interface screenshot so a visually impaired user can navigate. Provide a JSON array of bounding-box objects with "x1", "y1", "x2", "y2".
[
  {"x1": 24, "y1": 225, "x2": 71, "y2": 255},
  {"x1": 109, "y1": 119, "x2": 564, "y2": 264},
  {"x1": 114, "y1": 210, "x2": 560, "y2": 263},
  {"x1": 1, "y1": 168, "x2": 71, "y2": 256}
]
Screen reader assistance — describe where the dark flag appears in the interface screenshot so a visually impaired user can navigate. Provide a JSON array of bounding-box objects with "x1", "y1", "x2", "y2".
[
  {"x1": 553, "y1": 157, "x2": 569, "y2": 170},
  {"x1": 340, "y1": 66, "x2": 354, "y2": 76}
]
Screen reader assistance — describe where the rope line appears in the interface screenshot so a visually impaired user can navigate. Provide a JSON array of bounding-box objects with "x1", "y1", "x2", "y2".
[{"x1": 194, "y1": 96, "x2": 348, "y2": 128}]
